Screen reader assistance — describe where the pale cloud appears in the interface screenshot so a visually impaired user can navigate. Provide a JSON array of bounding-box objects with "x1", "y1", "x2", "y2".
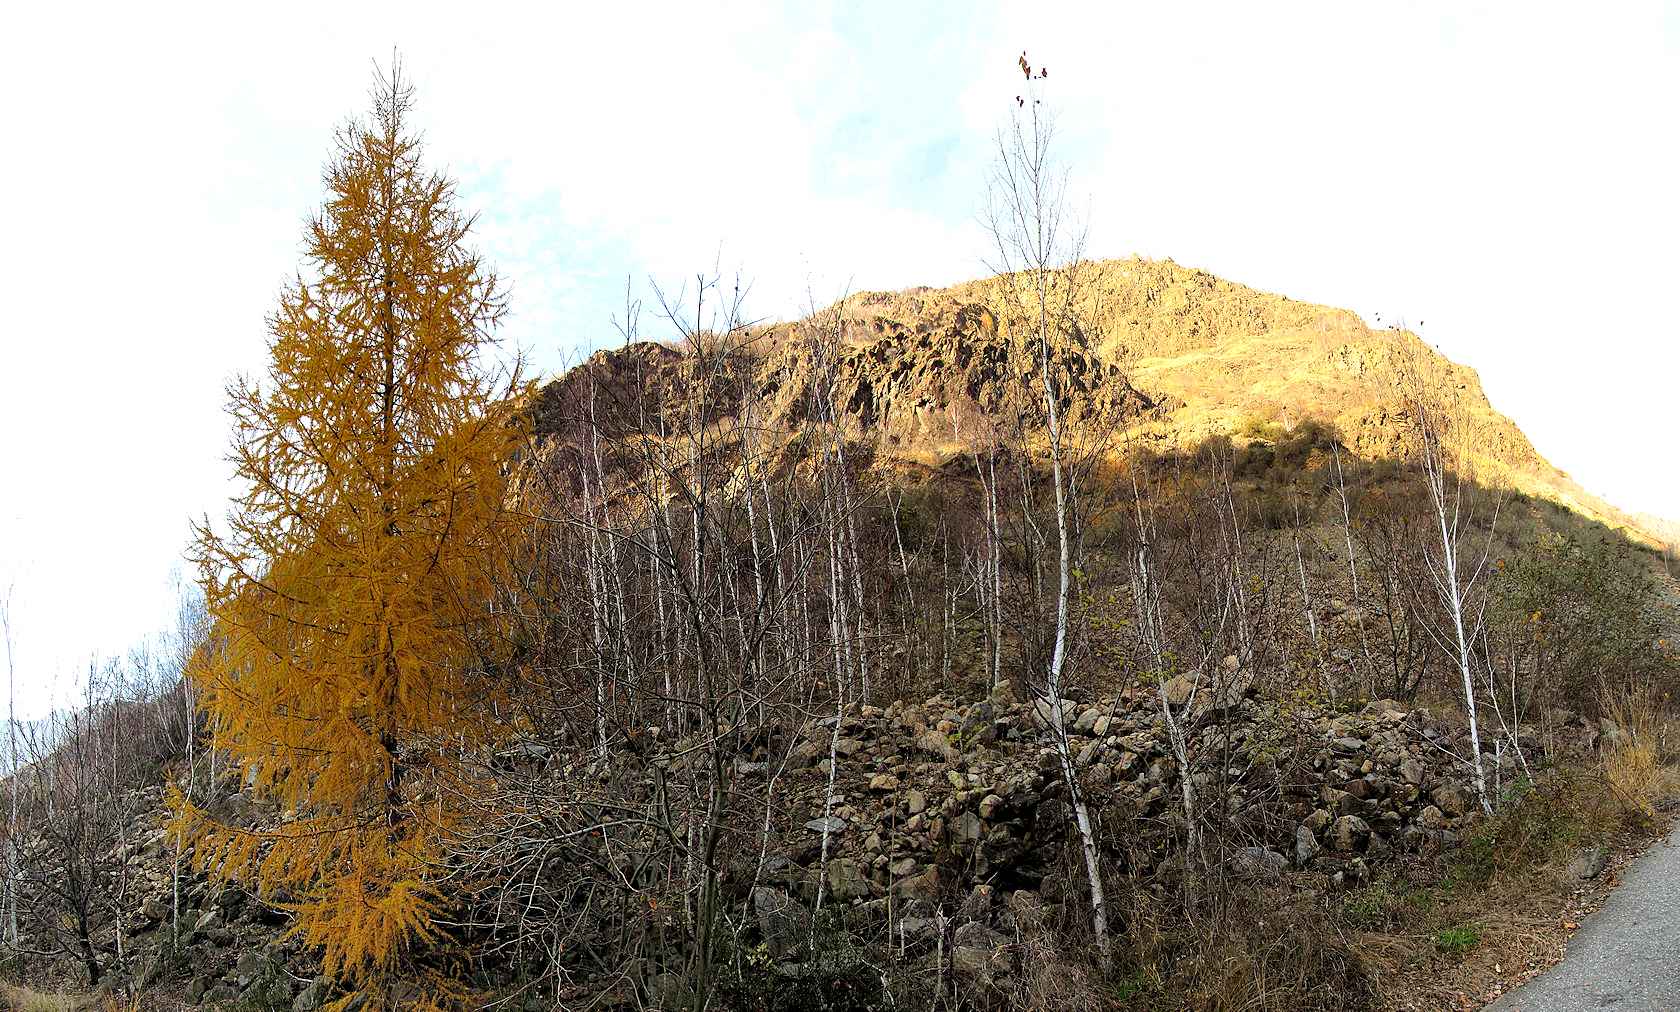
[{"x1": 1, "y1": 1, "x2": 1674, "y2": 713}]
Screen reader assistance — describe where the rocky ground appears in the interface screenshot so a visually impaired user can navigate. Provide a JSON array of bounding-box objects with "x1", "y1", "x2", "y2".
[
  {"x1": 726, "y1": 681, "x2": 1499, "y2": 1001},
  {"x1": 13, "y1": 676, "x2": 1565, "y2": 1010}
]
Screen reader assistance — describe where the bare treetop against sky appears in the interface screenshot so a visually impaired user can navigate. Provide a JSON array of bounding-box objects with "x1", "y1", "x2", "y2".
[{"x1": 1, "y1": 1, "x2": 1676, "y2": 714}]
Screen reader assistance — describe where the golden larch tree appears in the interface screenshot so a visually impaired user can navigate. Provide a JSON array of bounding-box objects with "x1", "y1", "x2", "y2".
[{"x1": 177, "y1": 63, "x2": 527, "y2": 1010}]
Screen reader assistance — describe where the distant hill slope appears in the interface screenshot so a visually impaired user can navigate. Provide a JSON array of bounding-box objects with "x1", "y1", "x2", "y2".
[{"x1": 537, "y1": 257, "x2": 1667, "y2": 550}]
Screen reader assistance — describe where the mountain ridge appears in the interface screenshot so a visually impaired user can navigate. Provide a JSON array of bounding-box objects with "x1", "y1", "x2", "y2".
[{"x1": 540, "y1": 257, "x2": 1669, "y2": 551}]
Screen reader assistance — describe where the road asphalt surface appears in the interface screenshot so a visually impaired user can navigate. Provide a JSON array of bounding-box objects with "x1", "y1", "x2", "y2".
[{"x1": 1486, "y1": 826, "x2": 1680, "y2": 1011}]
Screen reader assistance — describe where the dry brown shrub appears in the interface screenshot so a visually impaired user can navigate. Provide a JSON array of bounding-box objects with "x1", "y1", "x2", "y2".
[
  {"x1": 1009, "y1": 929, "x2": 1104, "y2": 1012},
  {"x1": 1176, "y1": 889, "x2": 1374, "y2": 1012},
  {"x1": 1099, "y1": 878, "x2": 1375, "y2": 1011},
  {"x1": 1599, "y1": 685, "x2": 1680, "y2": 821}
]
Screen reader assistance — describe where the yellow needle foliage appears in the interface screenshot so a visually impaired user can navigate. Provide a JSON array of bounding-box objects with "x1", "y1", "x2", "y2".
[{"x1": 175, "y1": 65, "x2": 527, "y2": 1010}]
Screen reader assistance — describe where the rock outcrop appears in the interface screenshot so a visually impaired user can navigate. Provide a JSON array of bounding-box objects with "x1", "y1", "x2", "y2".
[{"x1": 529, "y1": 257, "x2": 1672, "y2": 550}]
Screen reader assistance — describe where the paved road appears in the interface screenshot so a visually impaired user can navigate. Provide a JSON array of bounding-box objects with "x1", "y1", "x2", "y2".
[{"x1": 1487, "y1": 826, "x2": 1680, "y2": 1011}]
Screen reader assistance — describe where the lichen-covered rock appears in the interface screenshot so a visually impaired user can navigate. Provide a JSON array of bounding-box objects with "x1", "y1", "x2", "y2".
[
  {"x1": 1331, "y1": 815, "x2": 1372, "y2": 852},
  {"x1": 825, "y1": 858, "x2": 873, "y2": 902},
  {"x1": 1230, "y1": 846, "x2": 1290, "y2": 881},
  {"x1": 1294, "y1": 824, "x2": 1321, "y2": 867},
  {"x1": 1567, "y1": 845, "x2": 1609, "y2": 881}
]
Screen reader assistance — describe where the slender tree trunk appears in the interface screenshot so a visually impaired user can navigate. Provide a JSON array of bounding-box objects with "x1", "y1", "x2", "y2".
[
  {"x1": 1035, "y1": 262, "x2": 1108, "y2": 963},
  {"x1": 1330, "y1": 444, "x2": 1373, "y2": 699},
  {"x1": 1436, "y1": 503, "x2": 1492, "y2": 815},
  {"x1": 1292, "y1": 492, "x2": 1318, "y2": 650},
  {"x1": 3, "y1": 594, "x2": 18, "y2": 947}
]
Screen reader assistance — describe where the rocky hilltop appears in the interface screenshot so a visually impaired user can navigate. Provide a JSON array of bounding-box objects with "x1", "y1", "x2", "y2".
[{"x1": 537, "y1": 258, "x2": 1663, "y2": 548}]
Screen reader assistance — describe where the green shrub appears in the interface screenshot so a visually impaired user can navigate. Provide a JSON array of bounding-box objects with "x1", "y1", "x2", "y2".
[
  {"x1": 1341, "y1": 878, "x2": 1398, "y2": 931},
  {"x1": 1446, "y1": 770, "x2": 1595, "y2": 892}
]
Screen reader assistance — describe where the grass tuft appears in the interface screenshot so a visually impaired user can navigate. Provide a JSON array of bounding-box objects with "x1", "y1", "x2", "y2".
[
  {"x1": 1433, "y1": 924, "x2": 1480, "y2": 956},
  {"x1": 1600, "y1": 686, "x2": 1680, "y2": 821}
]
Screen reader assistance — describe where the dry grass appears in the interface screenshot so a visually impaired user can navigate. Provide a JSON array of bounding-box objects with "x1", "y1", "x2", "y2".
[
  {"x1": 1369, "y1": 688, "x2": 1680, "y2": 1010},
  {"x1": 1102, "y1": 878, "x2": 1377, "y2": 1012},
  {"x1": 0, "y1": 983, "x2": 152, "y2": 1012},
  {"x1": 1010, "y1": 928, "x2": 1106, "y2": 1012},
  {"x1": 0, "y1": 984, "x2": 75, "y2": 1012},
  {"x1": 1600, "y1": 686, "x2": 1680, "y2": 820}
]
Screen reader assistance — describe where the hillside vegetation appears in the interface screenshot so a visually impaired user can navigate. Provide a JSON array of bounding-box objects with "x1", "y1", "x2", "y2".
[{"x1": 3, "y1": 67, "x2": 1677, "y2": 1012}]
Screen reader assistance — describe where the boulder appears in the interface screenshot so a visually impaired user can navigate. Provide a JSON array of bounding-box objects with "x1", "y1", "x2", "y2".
[
  {"x1": 893, "y1": 866, "x2": 941, "y2": 906},
  {"x1": 185, "y1": 976, "x2": 212, "y2": 1004},
  {"x1": 951, "y1": 922, "x2": 1009, "y2": 989},
  {"x1": 959, "y1": 883, "x2": 995, "y2": 922},
  {"x1": 247, "y1": 976, "x2": 293, "y2": 1008},
  {"x1": 141, "y1": 895, "x2": 169, "y2": 925},
  {"x1": 918, "y1": 730, "x2": 958, "y2": 762},
  {"x1": 1294, "y1": 824, "x2": 1321, "y2": 867},
  {"x1": 1320, "y1": 787, "x2": 1359, "y2": 818},
  {"x1": 753, "y1": 886, "x2": 812, "y2": 956},
  {"x1": 960, "y1": 702, "x2": 1000, "y2": 746},
  {"x1": 1160, "y1": 675, "x2": 1197, "y2": 707},
  {"x1": 293, "y1": 977, "x2": 332, "y2": 1011},
  {"x1": 1005, "y1": 889, "x2": 1046, "y2": 934},
  {"x1": 234, "y1": 949, "x2": 269, "y2": 988},
  {"x1": 1567, "y1": 845, "x2": 1609, "y2": 882},
  {"x1": 1430, "y1": 783, "x2": 1473, "y2": 817},
  {"x1": 1031, "y1": 698, "x2": 1077, "y2": 729},
  {"x1": 1330, "y1": 815, "x2": 1371, "y2": 853},
  {"x1": 1229, "y1": 846, "x2": 1290, "y2": 881},
  {"x1": 1363, "y1": 698, "x2": 1406, "y2": 718},
  {"x1": 824, "y1": 858, "x2": 872, "y2": 902}
]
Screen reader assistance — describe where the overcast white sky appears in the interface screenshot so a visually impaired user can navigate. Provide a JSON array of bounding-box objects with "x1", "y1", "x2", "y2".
[{"x1": 1, "y1": 2, "x2": 1676, "y2": 715}]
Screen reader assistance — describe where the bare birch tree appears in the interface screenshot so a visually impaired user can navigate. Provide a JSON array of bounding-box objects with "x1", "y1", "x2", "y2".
[
  {"x1": 984, "y1": 52, "x2": 1109, "y2": 963},
  {"x1": 1, "y1": 586, "x2": 16, "y2": 948},
  {"x1": 1394, "y1": 330, "x2": 1505, "y2": 815}
]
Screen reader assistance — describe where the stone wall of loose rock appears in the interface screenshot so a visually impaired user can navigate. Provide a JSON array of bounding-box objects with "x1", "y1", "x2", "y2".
[
  {"x1": 734, "y1": 681, "x2": 1509, "y2": 996},
  {"x1": 11, "y1": 679, "x2": 1541, "y2": 1008}
]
